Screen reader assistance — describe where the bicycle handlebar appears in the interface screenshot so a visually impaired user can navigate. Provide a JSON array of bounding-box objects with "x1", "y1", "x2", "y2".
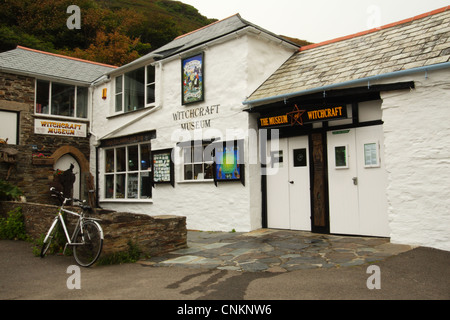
[{"x1": 50, "y1": 187, "x2": 91, "y2": 210}]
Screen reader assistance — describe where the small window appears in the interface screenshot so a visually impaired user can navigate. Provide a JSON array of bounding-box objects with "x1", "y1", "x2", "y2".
[
  {"x1": 364, "y1": 142, "x2": 380, "y2": 168},
  {"x1": 35, "y1": 80, "x2": 87, "y2": 119},
  {"x1": 335, "y1": 145, "x2": 348, "y2": 169},
  {"x1": 183, "y1": 144, "x2": 214, "y2": 181}
]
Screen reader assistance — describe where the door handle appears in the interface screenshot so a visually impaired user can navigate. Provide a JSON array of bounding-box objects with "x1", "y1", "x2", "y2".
[
  {"x1": 289, "y1": 181, "x2": 294, "y2": 184},
  {"x1": 352, "y1": 177, "x2": 358, "y2": 185}
]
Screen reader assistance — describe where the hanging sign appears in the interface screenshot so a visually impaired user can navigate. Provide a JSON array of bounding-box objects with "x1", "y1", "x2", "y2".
[{"x1": 259, "y1": 104, "x2": 347, "y2": 128}]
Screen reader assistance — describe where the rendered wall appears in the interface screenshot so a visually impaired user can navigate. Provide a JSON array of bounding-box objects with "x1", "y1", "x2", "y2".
[
  {"x1": 90, "y1": 34, "x2": 296, "y2": 232},
  {"x1": 381, "y1": 69, "x2": 450, "y2": 251}
]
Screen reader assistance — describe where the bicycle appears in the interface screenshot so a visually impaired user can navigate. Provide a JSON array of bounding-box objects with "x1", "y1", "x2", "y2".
[{"x1": 40, "y1": 187, "x2": 104, "y2": 267}]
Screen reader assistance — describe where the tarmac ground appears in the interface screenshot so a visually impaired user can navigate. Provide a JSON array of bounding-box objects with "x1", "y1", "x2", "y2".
[{"x1": 1, "y1": 229, "x2": 449, "y2": 302}]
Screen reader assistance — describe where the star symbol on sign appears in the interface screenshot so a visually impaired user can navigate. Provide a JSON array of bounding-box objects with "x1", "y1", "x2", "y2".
[{"x1": 287, "y1": 104, "x2": 305, "y2": 126}]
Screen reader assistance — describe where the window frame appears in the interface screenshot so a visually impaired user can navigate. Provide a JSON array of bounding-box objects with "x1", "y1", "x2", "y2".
[
  {"x1": 103, "y1": 142, "x2": 153, "y2": 201},
  {"x1": 182, "y1": 143, "x2": 214, "y2": 182},
  {"x1": 114, "y1": 65, "x2": 156, "y2": 114},
  {"x1": 34, "y1": 79, "x2": 88, "y2": 120}
]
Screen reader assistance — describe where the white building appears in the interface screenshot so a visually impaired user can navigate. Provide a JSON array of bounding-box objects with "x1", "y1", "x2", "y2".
[
  {"x1": 87, "y1": 7, "x2": 450, "y2": 251},
  {"x1": 90, "y1": 14, "x2": 300, "y2": 232}
]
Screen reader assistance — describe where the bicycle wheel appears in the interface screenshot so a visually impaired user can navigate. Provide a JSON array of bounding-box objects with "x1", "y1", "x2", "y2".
[
  {"x1": 40, "y1": 219, "x2": 59, "y2": 258},
  {"x1": 73, "y1": 220, "x2": 103, "y2": 267}
]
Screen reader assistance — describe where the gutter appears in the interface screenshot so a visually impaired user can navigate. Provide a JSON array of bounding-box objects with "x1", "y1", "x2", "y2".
[{"x1": 243, "y1": 62, "x2": 450, "y2": 108}]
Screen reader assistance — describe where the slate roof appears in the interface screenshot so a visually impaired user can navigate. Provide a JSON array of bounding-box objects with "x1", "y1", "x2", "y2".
[
  {"x1": 114, "y1": 13, "x2": 300, "y2": 72},
  {"x1": 0, "y1": 46, "x2": 117, "y2": 85},
  {"x1": 245, "y1": 6, "x2": 450, "y2": 105}
]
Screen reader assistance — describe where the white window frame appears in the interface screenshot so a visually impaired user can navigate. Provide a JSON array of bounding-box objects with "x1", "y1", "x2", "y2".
[
  {"x1": 182, "y1": 143, "x2": 214, "y2": 182},
  {"x1": 103, "y1": 143, "x2": 153, "y2": 201},
  {"x1": 114, "y1": 65, "x2": 156, "y2": 114},
  {"x1": 34, "y1": 80, "x2": 88, "y2": 119}
]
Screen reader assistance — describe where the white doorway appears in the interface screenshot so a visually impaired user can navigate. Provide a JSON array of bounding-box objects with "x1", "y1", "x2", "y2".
[
  {"x1": 327, "y1": 125, "x2": 390, "y2": 237},
  {"x1": 54, "y1": 154, "x2": 80, "y2": 200},
  {"x1": 266, "y1": 136, "x2": 311, "y2": 230}
]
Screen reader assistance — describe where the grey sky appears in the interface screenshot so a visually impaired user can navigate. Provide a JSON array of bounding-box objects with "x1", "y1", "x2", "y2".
[{"x1": 181, "y1": 0, "x2": 450, "y2": 43}]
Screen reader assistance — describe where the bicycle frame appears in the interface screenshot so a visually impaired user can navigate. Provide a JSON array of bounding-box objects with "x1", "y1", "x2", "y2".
[{"x1": 44, "y1": 197, "x2": 102, "y2": 250}]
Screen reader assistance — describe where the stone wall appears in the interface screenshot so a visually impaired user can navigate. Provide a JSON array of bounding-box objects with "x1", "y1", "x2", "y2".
[
  {"x1": 0, "y1": 71, "x2": 91, "y2": 204},
  {"x1": 0, "y1": 201, "x2": 187, "y2": 257}
]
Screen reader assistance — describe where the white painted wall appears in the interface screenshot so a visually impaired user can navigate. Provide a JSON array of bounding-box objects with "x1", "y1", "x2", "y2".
[
  {"x1": 381, "y1": 69, "x2": 450, "y2": 251},
  {"x1": 90, "y1": 32, "x2": 297, "y2": 232}
]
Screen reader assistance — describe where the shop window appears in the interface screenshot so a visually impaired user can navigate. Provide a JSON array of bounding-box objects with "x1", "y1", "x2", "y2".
[
  {"x1": 35, "y1": 80, "x2": 88, "y2": 119},
  {"x1": 183, "y1": 144, "x2": 214, "y2": 181},
  {"x1": 104, "y1": 143, "x2": 152, "y2": 200},
  {"x1": 114, "y1": 65, "x2": 156, "y2": 114}
]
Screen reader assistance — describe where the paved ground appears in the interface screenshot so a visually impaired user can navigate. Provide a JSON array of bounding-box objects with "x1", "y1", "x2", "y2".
[
  {"x1": 1, "y1": 230, "x2": 449, "y2": 301},
  {"x1": 142, "y1": 229, "x2": 414, "y2": 272}
]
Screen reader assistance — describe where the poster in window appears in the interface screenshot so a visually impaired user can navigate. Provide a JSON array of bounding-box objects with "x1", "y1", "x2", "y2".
[
  {"x1": 152, "y1": 149, "x2": 174, "y2": 187},
  {"x1": 182, "y1": 53, "x2": 204, "y2": 105},
  {"x1": 214, "y1": 140, "x2": 244, "y2": 185}
]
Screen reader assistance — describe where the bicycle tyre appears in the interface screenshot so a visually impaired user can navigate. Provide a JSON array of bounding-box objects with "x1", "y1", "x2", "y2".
[
  {"x1": 73, "y1": 220, "x2": 103, "y2": 267},
  {"x1": 40, "y1": 220, "x2": 58, "y2": 258}
]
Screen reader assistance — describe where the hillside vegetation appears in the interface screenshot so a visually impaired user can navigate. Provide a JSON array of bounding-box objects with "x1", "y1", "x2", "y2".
[
  {"x1": 0, "y1": 0, "x2": 216, "y2": 66},
  {"x1": 0, "y1": 0, "x2": 311, "y2": 66}
]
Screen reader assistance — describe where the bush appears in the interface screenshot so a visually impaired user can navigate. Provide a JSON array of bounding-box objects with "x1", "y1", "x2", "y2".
[
  {"x1": 0, "y1": 180, "x2": 23, "y2": 201},
  {"x1": 0, "y1": 207, "x2": 27, "y2": 240}
]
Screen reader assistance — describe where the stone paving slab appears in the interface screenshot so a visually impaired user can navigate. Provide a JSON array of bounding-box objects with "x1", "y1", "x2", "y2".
[{"x1": 141, "y1": 229, "x2": 413, "y2": 272}]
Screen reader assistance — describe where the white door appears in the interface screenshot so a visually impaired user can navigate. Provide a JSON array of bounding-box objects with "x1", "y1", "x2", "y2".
[
  {"x1": 54, "y1": 154, "x2": 80, "y2": 200},
  {"x1": 266, "y1": 136, "x2": 311, "y2": 230},
  {"x1": 327, "y1": 126, "x2": 389, "y2": 237}
]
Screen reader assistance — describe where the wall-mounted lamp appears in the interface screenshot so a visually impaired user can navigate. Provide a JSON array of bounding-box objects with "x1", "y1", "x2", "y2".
[{"x1": 102, "y1": 88, "x2": 107, "y2": 100}]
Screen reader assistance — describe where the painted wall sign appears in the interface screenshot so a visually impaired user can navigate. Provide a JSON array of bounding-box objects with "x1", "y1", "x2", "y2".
[
  {"x1": 259, "y1": 104, "x2": 347, "y2": 128},
  {"x1": 172, "y1": 104, "x2": 220, "y2": 131},
  {"x1": 182, "y1": 52, "x2": 204, "y2": 105},
  {"x1": 34, "y1": 119, "x2": 87, "y2": 137}
]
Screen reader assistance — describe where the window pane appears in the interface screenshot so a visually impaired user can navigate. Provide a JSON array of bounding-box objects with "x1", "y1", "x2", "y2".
[
  {"x1": 116, "y1": 147, "x2": 126, "y2": 172},
  {"x1": 116, "y1": 174, "x2": 125, "y2": 198},
  {"x1": 193, "y1": 145, "x2": 203, "y2": 163},
  {"x1": 51, "y1": 83, "x2": 74, "y2": 117},
  {"x1": 140, "y1": 144, "x2": 151, "y2": 170},
  {"x1": 127, "y1": 173, "x2": 138, "y2": 198},
  {"x1": 76, "y1": 86, "x2": 88, "y2": 118},
  {"x1": 124, "y1": 68, "x2": 144, "y2": 112},
  {"x1": 140, "y1": 172, "x2": 151, "y2": 199},
  {"x1": 105, "y1": 175, "x2": 114, "y2": 199},
  {"x1": 335, "y1": 146, "x2": 347, "y2": 167},
  {"x1": 115, "y1": 93, "x2": 123, "y2": 112},
  {"x1": 128, "y1": 145, "x2": 138, "y2": 171},
  {"x1": 204, "y1": 163, "x2": 213, "y2": 180},
  {"x1": 147, "y1": 65, "x2": 155, "y2": 83},
  {"x1": 147, "y1": 83, "x2": 155, "y2": 104},
  {"x1": 184, "y1": 164, "x2": 193, "y2": 180},
  {"x1": 115, "y1": 76, "x2": 122, "y2": 112},
  {"x1": 105, "y1": 149, "x2": 114, "y2": 173},
  {"x1": 36, "y1": 80, "x2": 50, "y2": 114},
  {"x1": 194, "y1": 164, "x2": 203, "y2": 180},
  {"x1": 183, "y1": 147, "x2": 192, "y2": 164},
  {"x1": 115, "y1": 76, "x2": 122, "y2": 93}
]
